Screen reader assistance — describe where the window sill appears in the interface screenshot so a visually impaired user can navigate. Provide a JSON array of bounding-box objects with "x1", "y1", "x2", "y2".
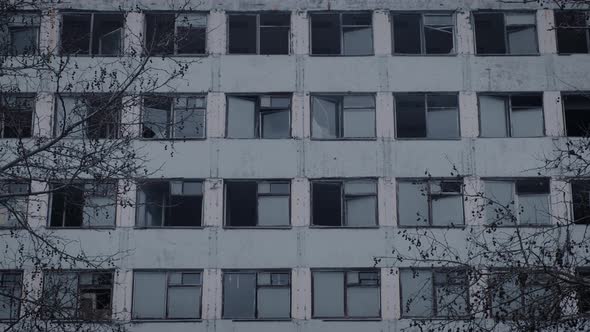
[
  {"x1": 485, "y1": 224, "x2": 552, "y2": 228},
  {"x1": 131, "y1": 319, "x2": 202, "y2": 323},
  {"x1": 557, "y1": 52, "x2": 590, "y2": 56},
  {"x1": 226, "y1": 53, "x2": 291, "y2": 56},
  {"x1": 478, "y1": 136, "x2": 546, "y2": 139},
  {"x1": 59, "y1": 54, "x2": 126, "y2": 58},
  {"x1": 223, "y1": 137, "x2": 294, "y2": 140},
  {"x1": 223, "y1": 226, "x2": 292, "y2": 230},
  {"x1": 397, "y1": 225, "x2": 465, "y2": 229},
  {"x1": 315, "y1": 318, "x2": 382, "y2": 321},
  {"x1": 139, "y1": 137, "x2": 207, "y2": 141},
  {"x1": 395, "y1": 137, "x2": 461, "y2": 141},
  {"x1": 309, "y1": 225, "x2": 379, "y2": 229},
  {"x1": 392, "y1": 53, "x2": 457, "y2": 57},
  {"x1": 474, "y1": 53, "x2": 540, "y2": 56},
  {"x1": 229, "y1": 318, "x2": 291, "y2": 322},
  {"x1": 46, "y1": 226, "x2": 116, "y2": 230},
  {"x1": 309, "y1": 54, "x2": 375, "y2": 57},
  {"x1": 134, "y1": 226, "x2": 205, "y2": 229},
  {"x1": 142, "y1": 53, "x2": 209, "y2": 58},
  {"x1": 310, "y1": 137, "x2": 377, "y2": 141}
]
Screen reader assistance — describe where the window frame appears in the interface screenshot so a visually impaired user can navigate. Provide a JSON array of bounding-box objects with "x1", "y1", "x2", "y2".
[
  {"x1": 0, "y1": 181, "x2": 30, "y2": 229},
  {"x1": 53, "y1": 94, "x2": 122, "y2": 139},
  {"x1": 309, "y1": 11, "x2": 374, "y2": 56},
  {"x1": 0, "y1": 270, "x2": 23, "y2": 321},
  {"x1": 225, "y1": 94, "x2": 292, "y2": 139},
  {"x1": 477, "y1": 92, "x2": 545, "y2": 138},
  {"x1": 472, "y1": 10, "x2": 539, "y2": 56},
  {"x1": 310, "y1": 93, "x2": 376, "y2": 140},
  {"x1": 554, "y1": 10, "x2": 590, "y2": 55},
  {"x1": 1, "y1": 11, "x2": 41, "y2": 55},
  {"x1": 143, "y1": 11, "x2": 208, "y2": 56},
  {"x1": 59, "y1": 11, "x2": 125, "y2": 56},
  {"x1": 141, "y1": 94, "x2": 207, "y2": 140},
  {"x1": 561, "y1": 92, "x2": 590, "y2": 137},
  {"x1": 571, "y1": 179, "x2": 590, "y2": 225},
  {"x1": 390, "y1": 11, "x2": 456, "y2": 55},
  {"x1": 0, "y1": 93, "x2": 35, "y2": 139},
  {"x1": 226, "y1": 12, "x2": 291, "y2": 55}
]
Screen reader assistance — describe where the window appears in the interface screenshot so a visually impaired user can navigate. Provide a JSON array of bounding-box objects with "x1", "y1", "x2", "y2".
[
  {"x1": 312, "y1": 269, "x2": 380, "y2": 319},
  {"x1": 225, "y1": 180, "x2": 290, "y2": 227},
  {"x1": 54, "y1": 95, "x2": 121, "y2": 139},
  {"x1": 310, "y1": 12, "x2": 373, "y2": 55},
  {"x1": 49, "y1": 182, "x2": 116, "y2": 228},
  {"x1": 142, "y1": 95, "x2": 206, "y2": 139},
  {"x1": 132, "y1": 270, "x2": 202, "y2": 320},
  {"x1": 400, "y1": 268, "x2": 469, "y2": 318},
  {"x1": 571, "y1": 180, "x2": 590, "y2": 225},
  {"x1": 226, "y1": 95, "x2": 291, "y2": 139},
  {"x1": 0, "y1": 182, "x2": 29, "y2": 228},
  {"x1": 397, "y1": 179, "x2": 464, "y2": 227},
  {"x1": 555, "y1": 11, "x2": 590, "y2": 54},
  {"x1": 42, "y1": 271, "x2": 113, "y2": 320},
  {"x1": 473, "y1": 12, "x2": 537, "y2": 55},
  {"x1": 392, "y1": 13, "x2": 454, "y2": 54},
  {"x1": 395, "y1": 93, "x2": 459, "y2": 139},
  {"x1": 311, "y1": 179, "x2": 377, "y2": 227},
  {"x1": 136, "y1": 180, "x2": 203, "y2": 227},
  {"x1": 228, "y1": 13, "x2": 290, "y2": 54},
  {"x1": 61, "y1": 12, "x2": 124, "y2": 55},
  {"x1": 577, "y1": 270, "x2": 590, "y2": 313},
  {"x1": 0, "y1": 94, "x2": 34, "y2": 138},
  {"x1": 0, "y1": 271, "x2": 22, "y2": 320},
  {"x1": 479, "y1": 94, "x2": 544, "y2": 137},
  {"x1": 145, "y1": 13, "x2": 207, "y2": 55},
  {"x1": 0, "y1": 13, "x2": 39, "y2": 55},
  {"x1": 563, "y1": 94, "x2": 590, "y2": 137},
  {"x1": 311, "y1": 94, "x2": 375, "y2": 139},
  {"x1": 484, "y1": 179, "x2": 550, "y2": 226},
  {"x1": 223, "y1": 270, "x2": 291, "y2": 319}
]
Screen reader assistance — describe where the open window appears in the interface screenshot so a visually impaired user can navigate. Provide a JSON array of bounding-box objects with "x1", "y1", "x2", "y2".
[
  {"x1": 311, "y1": 179, "x2": 377, "y2": 227},
  {"x1": 571, "y1": 180, "x2": 590, "y2": 225},
  {"x1": 0, "y1": 13, "x2": 39, "y2": 55},
  {"x1": 479, "y1": 94, "x2": 544, "y2": 137},
  {"x1": 142, "y1": 95, "x2": 206, "y2": 139},
  {"x1": 555, "y1": 11, "x2": 590, "y2": 54},
  {"x1": 395, "y1": 93, "x2": 459, "y2": 139},
  {"x1": 392, "y1": 13, "x2": 454, "y2": 54},
  {"x1": 225, "y1": 180, "x2": 290, "y2": 228},
  {"x1": 473, "y1": 12, "x2": 537, "y2": 55},
  {"x1": 226, "y1": 95, "x2": 291, "y2": 139},
  {"x1": 0, "y1": 182, "x2": 29, "y2": 228},
  {"x1": 563, "y1": 94, "x2": 590, "y2": 137},
  {"x1": 222, "y1": 270, "x2": 291, "y2": 319},
  {"x1": 577, "y1": 269, "x2": 590, "y2": 313},
  {"x1": 484, "y1": 179, "x2": 550, "y2": 226},
  {"x1": 311, "y1": 94, "x2": 375, "y2": 139},
  {"x1": 49, "y1": 182, "x2": 116, "y2": 228},
  {"x1": 132, "y1": 270, "x2": 202, "y2": 320},
  {"x1": 136, "y1": 180, "x2": 203, "y2": 227},
  {"x1": 310, "y1": 12, "x2": 373, "y2": 55},
  {"x1": 145, "y1": 13, "x2": 207, "y2": 55},
  {"x1": 61, "y1": 12, "x2": 124, "y2": 55},
  {"x1": 54, "y1": 95, "x2": 121, "y2": 139},
  {"x1": 0, "y1": 94, "x2": 34, "y2": 138},
  {"x1": 312, "y1": 269, "x2": 380, "y2": 319},
  {"x1": 228, "y1": 13, "x2": 290, "y2": 54},
  {"x1": 398, "y1": 179, "x2": 464, "y2": 227},
  {"x1": 0, "y1": 271, "x2": 22, "y2": 320}
]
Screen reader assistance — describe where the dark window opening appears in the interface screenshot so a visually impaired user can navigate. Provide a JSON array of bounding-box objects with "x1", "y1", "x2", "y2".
[
  {"x1": 54, "y1": 95, "x2": 122, "y2": 139},
  {"x1": 395, "y1": 93, "x2": 459, "y2": 139},
  {"x1": 226, "y1": 94, "x2": 291, "y2": 139},
  {"x1": 474, "y1": 13, "x2": 506, "y2": 54},
  {"x1": 225, "y1": 181, "x2": 290, "y2": 227},
  {"x1": 50, "y1": 182, "x2": 116, "y2": 228},
  {"x1": 311, "y1": 12, "x2": 372, "y2": 55},
  {"x1": 226, "y1": 181, "x2": 258, "y2": 227},
  {"x1": 564, "y1": 94, "x2": 590, "y2": 137},
  {"x1": 312, "y1": 182, "x2": 341, "y2": 226},
  {"x1": 555, "y1": 11, "x2": 589, "y2": 54},
  {"x1": 311, "y1": 94, "x2": 376, "y2": 139},
  {"x1": 228, "y1": 13, "x2": 289, "y2": 55},
  {"x1": 474, "y1": 12, "x2": 537, "y2": 55},
  {"x1": 479, "y1": 94, "x2": 544, "y2": 138},
  {"x1": 145, "y1": 13, "x2": 207, "y2": 55},
  {"x1": 228, "y1": 15, "x2": 257, "y2": 54},
  {"x1": 86, "y1": 97, "x2": 121, "y2": 139},
  {"x1": 0, "y1": 95, "x2": 34, "y2": 138},
  {"x1": 0, "y1": 14, "x2": 40, "y2": 55},
  {"x1": 392, "y1": 13, "x2": 454, "y2": 54},
  {"x1": 142, "y1": 95, "x2": 206, "y2": 139},
  {"x1": 312, "y1": 179, "x2": 377, "y2": 227},
  {"x1": 572, "y1": 181, "x2": 590, "y2": 225},
  {"x1": 137, "y1": 180, "x2": 203, "y2": 227},
  {"x1": 61, "y1": 13, "x2": 124, "y2": 55}
]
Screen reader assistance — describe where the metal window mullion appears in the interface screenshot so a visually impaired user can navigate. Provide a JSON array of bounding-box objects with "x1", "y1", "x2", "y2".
[
  {"x1": 174, "y1": 15, "x2": 179, "y2": 55},
  {"x1": 89, "y1": 13, "x2": 94, "y2": 55},
  {"x1": 254, "y1": 181, "x2": 261, "y2": 226},
  {"x1": 256, "y1": 14, "x2": 261, "y2": 55},
  {"x1": 426, "y1": 181, "x2": 434, "y2": 226},
  {"x1": 339, "y1": 97, "x2": 345, "y2": 138},
  {"x1": 420, "y1": 14, "x2": 426, "y2": 54},
  {"x1": 340, "y1": 13, "x2": 344, "y2": 55},
  {"x1": 507, "y1": 96, "x2": 513, "y2": 138},
  {"x1": 169, "y1": 98, "x2": 175, "y2": 139},
  {"x1": 502, "y1": 13, "x2": 509, "y2": 54},
  {"x1": 513, "y1": 182, "x2": 520, "y2": 225},
  {"x1": 431, "y1": 270, "x2": 438, "y2": 317},
  {"x1": 164, "y1": 272, "x2": 171, "y2": 319},
  {"x1": 424, "y1": 94, "x2": 430, "y2": 139},
  {"x1": 343, "y1": 271, "x2": 349, "y2": 318},
  {"x1": 339, "y1": 182, "x2": 346, "y2": 226},
  {"x1": 253, "y1": 272, "x2": 259, "y2": 319},
  {"x1": 74, "y1": 273, "x2": 81, "y2": 319}
]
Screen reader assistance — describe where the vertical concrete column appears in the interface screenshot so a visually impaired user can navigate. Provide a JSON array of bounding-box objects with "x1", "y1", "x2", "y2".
[
  {"x1": 390, "y1": 268, "x2": 402, "y2": 319},
  {"x1": 543, "y1": 91, "x2": 564, "y2": 137},
  {"x1": 204, "y1": 179, "x2": 223, "y2": 227},
  {"x1": 291, "y1": 93, "x2": 306, "y2": 139},
  {"x1": 379, "y1": 177, "x2": 396, "y2": 226},
  {"x1": 202, "y1": 268, "x2": 222, "y2": 319},
  {"x1": 124, "y1": 12, "x2": 144, "y2": 55},
  {"x1": 459, "y1": 91, "x2": 479, "y2": 138},
  {"x1": 39, "y1": 9, "x2": 59, "y2": 54},
  {"x1": 381, "y1": 268, "x2": 397, "y2": 319},
  {"x1": 456, "y1": 10, "x2": 474, "y2": 55},
  {"x1": 117, "y1": 181, "x2": 136, "y2": 228},
  {"x1": 464, "y1": 176, "x2": 484, "y2": 226},
  {"x1": 537, "y1": 10, "x2": 558, "y2": 54},
  {"x1": 292, "y1": 11, "x2": 309, "y2": 55},
  {"x1": 121, "y1": 95, "x2": 141, "y2": 138},
  {"x1": 207, "y1": 10, "x2": 227, "y2": 55},
  {"x1": 373, "y1": 11, "x2": 392, "y2": 56},
  {"x1": 206, "y1": 92, "x2": 226, "y2": 138},
  {"x1": 376, "y1": 92, "x2": 394, "y2": 139},
  {"x1": 112, "y1": 269, "x2": 133, "y2": 321},
  {"x1": 292, "y1": 267, "x2": 311, "y2": 319},
  {"x1": 299, "y1": 93, "x2": 312, "y2": 139},
  {"x1": 28, "y1": 181, "x2": 49, "y2": 228},
  {"x1": 292, "y1": 178, "x2": 310, "y2": 227},
  {"x1": 21, "y1": 270, "x2": 43, "y2": 318},
  {"x1": 33, "y1": 92, "x2": 54, "y2": 137},
  {"x1": 550, "y1": 179, "x2": 570, "y2": 225}
]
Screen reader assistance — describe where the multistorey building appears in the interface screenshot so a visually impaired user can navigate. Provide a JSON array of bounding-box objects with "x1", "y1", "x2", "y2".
[{"x1": 1, "y1": 0, "x2": 590, "y2": 331}]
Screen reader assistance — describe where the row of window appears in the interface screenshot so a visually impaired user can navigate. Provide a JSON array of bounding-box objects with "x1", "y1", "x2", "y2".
[
  {"x1": 5, "y1": 177, "x2": 590, "y2": 228},
  {"x1": 3, "y1": 10, "x2": 590, "y2": 56},
  {"x1": 2, "y1": 93, "x2": 590, "y2": 139},
  {"x1": 1, "y1": 268, "x2": 587, "y2": 321}
]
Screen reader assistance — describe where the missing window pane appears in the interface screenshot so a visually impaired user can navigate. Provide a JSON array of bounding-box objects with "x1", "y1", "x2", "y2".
[
  {"x1": 311, "y1": 14, "x2": 341, "y2": 55},
  {"x1": 312, "y1": 182, "x2": 342, "y2": 226},
  {"x1": 176, "y1": 14, "x2": 207, "y2": 54},
  {"x1": 228, "y1": 15, "x2": 257, "y2": 54},
  {"x1": 61, "y1": 14, "x2": 91, "y2": 54},
  {"x1": 555, "y1": 11, "x2": 589, "y2": 54},
  {"x1": 396, "y1": 94, "x2": 426, "y2": 138},
  {"x1": 393, "y1": 14, "x2": 421, "y2": 54},
  {"x1": 474, "y1": 13, "x2": 506, "y2": 54},
  {"x1": 226, "y1": 182, "x2": 257, "y2": 227},
  {"x1": 260, "y1": 26, "x2": 289, "y2": 54},
  {"x1": 564, "y1": 95, "x2": 590, "y2": 137}
]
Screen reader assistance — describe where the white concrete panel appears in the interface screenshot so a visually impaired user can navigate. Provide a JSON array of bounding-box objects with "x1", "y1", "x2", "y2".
[
  {"x1": 459, "y1": 91, "x2": 479, "y2": 138},
  {"x1": 220, "y1": 56, "x2": 296, "y2": 92},
  {"x1": 389, "y1": 57, "x2": 464, "y2": 92},
  {"x1": 292, "y1": 178, "x2": 310, "y2": 227},
  {"x1": 376, "y1": 92, "x2": 395, "y2": 139},
  {"x1": 216, "y1": 140, "x2": 300, "y2": 178},
  {"x1": 304, "y1": 57, "x2": 381, "y2": 92},
  {"x1": 215, "y1": 230, "x2": 299, "y2": 268},
  {"x1": 33, "y1": 92, "x2": 54, "y2": 137},
  {"x1": 137, "y1": 141, "x2": 212, "y2": 178},
  {"x1": 391, "y1": 140, "x2": 471, "y2": 177},
  {"x1": 305, "y1": 141, "x2": 380, "y2": 178},
  {"x1": 537, "y1": 10, "x2": 557, "y2": 54},
  {"x1": 469, "y1": 56, "x2": 550, "y2": 91},
  {"x1": 303, "y1": 229, "x2": 387, "y2": 267},
  {"x1": 129, "y1": 229, "x2": 211, "y2": 268},
  {"x1": 207, "y1": 10, "x2": 227, "y2": 55},
  {"x1": 373, "y1": 11, "x2": 392, "y2": 56},
  {"x1": 552, "y1": 55, "x2": 590, "y2": 91},
  {"x1": 292, "y1": 11, "x2": 310, "y2": 55},
  {"x1": 543, "y1": 91, "x2": 563, "y2": 137}
]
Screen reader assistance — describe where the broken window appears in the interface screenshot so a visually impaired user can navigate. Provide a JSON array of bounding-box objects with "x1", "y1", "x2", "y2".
[
  {"x1": 312, "y1": 269, "x2": 380, "y2": 319},
  {"x1": 310, "y1": 12, "x2": 373, "y2": 55},
  {"x1": 49, "y1": 182, "x2": 116, "y2": 228},
  {"x1": 571, "y1": 180, "x2": 590, "y2": 224},
  {"x1": 311, "y1": 179, "x2": 377, "y2": 227},
  {"x1": 226, "y1": 95, "x2": 291, "y2": 139},
  {"x1": 395, "y1": 93, "x2": 459, "y2": 139},
  {"x1": 0, "y1": 182, "x2": 29, "y2": 228},
  {"x1": 228, "y1": 13, "x2": 290, "y2": 54},
  {"x1": 136, "y1": 180, "x2": 203, "y2": 227},
  {"x1": 225, "y1": 180, "x2": 290, "y2": 227},
  {"x1": 400, "y1": 268, "x2": 469, "y2": 318},
  {"x1": 555, "y1": 11, "x2": 590, "y2": 54},
  {"x1": 132, "y1": 270, "x2": 202, "y2": 320},
  {"x1": 0, "y1": 95, "x2": 34, "y2": 138},
  {"x1": 0, "y1": 13, "x2": 39, "y2": 55},
  {"x1": 55, "y1": 95, "x2": 121, "y2": 139},
  {"x1": 563, "y1": 94, "x2": 590, "y2": 137},
  {"x1": 0, "y1": 271, "x2": 22, "y2": 320},
  {"x1": 145, "y1": 13, "x2": 207, "y2": 55},
  {"x1": 398, "y1": 179, "x2": 464, "y2": 227},
  {"x1": 473, "y1": 12, "x2": 537, "y2": 55},
  {"x1": 484, "y1": 179, "x2": 550, "y2": 226},
  {"x1": 479, "y1": 94, "x2": 544, "y2": 137},
  {"x1": 311, "y1": 95, "x2": 375, "y2": 139},
  {"x1": 61, "y1": 12, "x2": 124, "y2": 55},
  {"x1": 222, "y1": 270, "x2": 291, "y2": 319},
  {"x1": 392, "y1": 13, "x2": 454, "y2": 54},
  {"x1": 42, "y1": 271, "x2": 113, "y2": 320},
  {"x1": 142, "y1": 95, "x2": 206, "y2": 139}
]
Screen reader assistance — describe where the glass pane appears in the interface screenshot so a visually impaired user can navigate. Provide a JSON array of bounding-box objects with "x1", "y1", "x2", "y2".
[
  {"x1": 431, "y1": 195, "x2": 464, "y2": 226},
  {"x1": 261, "y1": 109, "x2": 290, "y2": 138},
  {"x1": 393, "y1": 14, "x2": 421, "y2": 54},
  {"x1": 98, "y1": 28, "x2": 122, "y2": 55},
  {"x1": 167, "y1": 286, "x2": 201, "y2": 319},
  {"x1": 83, "y1": 195, "x2": 116, "y2": 227},
  {"x1": 505, "y1": 13, "x2": 535, "y2": 25},
  {"x1": 485, "y1": 181, "x2": 516, "y2": 225},
  {"x1": 479, "y1": 96, "x2": 508, "y2": 137},
  {"x1": 258, "y1": 196, "x2": 290, "y2": 226},
  {"x1": 345, "y1": 196, "x2": 377, "y2": 226},
  {"x1": 227, "y1": 96, "x2": 256, "y2": 138},
  {"x1": 343, "y1": 108, "x2": 375, "y2": 138},
  {"x1": 223, "y1": 273, "x2": 256, "y2": 318},
  {"x1": 61, "y1": 14, "x2": 91, "y2": 54},
  {"x1": 313, "y1": 272, "x2": 344, "y2": 318},
  {"x1": 511, "y1": 107, "x2": 544, "y2": 137},
  {"x1": 311, "y1": 14, "x2": 341, "y2": 54},
  {"x1": 344, "y1": 180, "x2": 376, "y2": 195},
  {"x1": 398, "y1": 181, "x2": 429, "y2": 226},
  {"x1": 424, "y1": 14, "x2": 453, "y2": 26},
  {"x1": 343, "y1": 95, "x2": 375, "y2": 108},
  {"x1": 491, "y1": 275, "x2": 521, "y2": 318},
  {"x1": 427, "y1": 108, "x2": 459, "y2": 139},
  {"x1": 143, "y1": 106, "x2": 170, "y2": 139},
  {"x1": 312, "y1": 96, "x2": 338, "y2": 139},
  {"x1": 507, "y1": 26, "x2": 537, "y2": 54},
  {"x1": 228, "y1": 15, "x2": 257, "y2": 54},
  {"x1": 260, "y1": 27, "x2": 289, "y2": 55},
  {"x1": 55, "y1": 97, "x2": 86, "y2": 138},
  {"x1": 260, "y1": 13, "x2": 290, "y2": 26},
  {"x1": 425, "y1": 25, "x2": 454, "y2": 54},
  {"x1": 173, "y1": 108, "x2": 205, "y2": 138},
  {"x1": 347, "y1": 287, "x2": 380, "y2": 317},
  {"x1": 183, "y1": 182, "x2": 202, "y2": 196},
  {"x1": 435, "y1": 284, "x2": 469, "y2": 317},
  {"x1": 182, "y1": 273, "x2": 201, "y2": 285},
  {"x1": 396, "y1": 95, "x2": 426, "y2": 138},
  {"x1": 342, "y1": 13, "x2": 372, "y2": 26},
  {"x1": 257, "y1": 288, "x2": 290, "y2": 319},
  {"x1": 10, "y1": 27, "x2": 37, "y2": 55},
  {"x1": 518, "y1": 194, "x2": 550, "y2": 225},
  {"x1": 312, "y1": 182, "x2": 342, "y2": 226},
  {"x1": 474, "y1": 13, "x2": 506, "y2": 54},
  {"x1": 343, "y1": 26, "x2": 373, "y2": 55},
  {"x1": 400, "y1": 269, "x2": 433, "y2": 317},
  {"x1": 132, "y1": 272, "x2": 166, "y2": 319}
]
